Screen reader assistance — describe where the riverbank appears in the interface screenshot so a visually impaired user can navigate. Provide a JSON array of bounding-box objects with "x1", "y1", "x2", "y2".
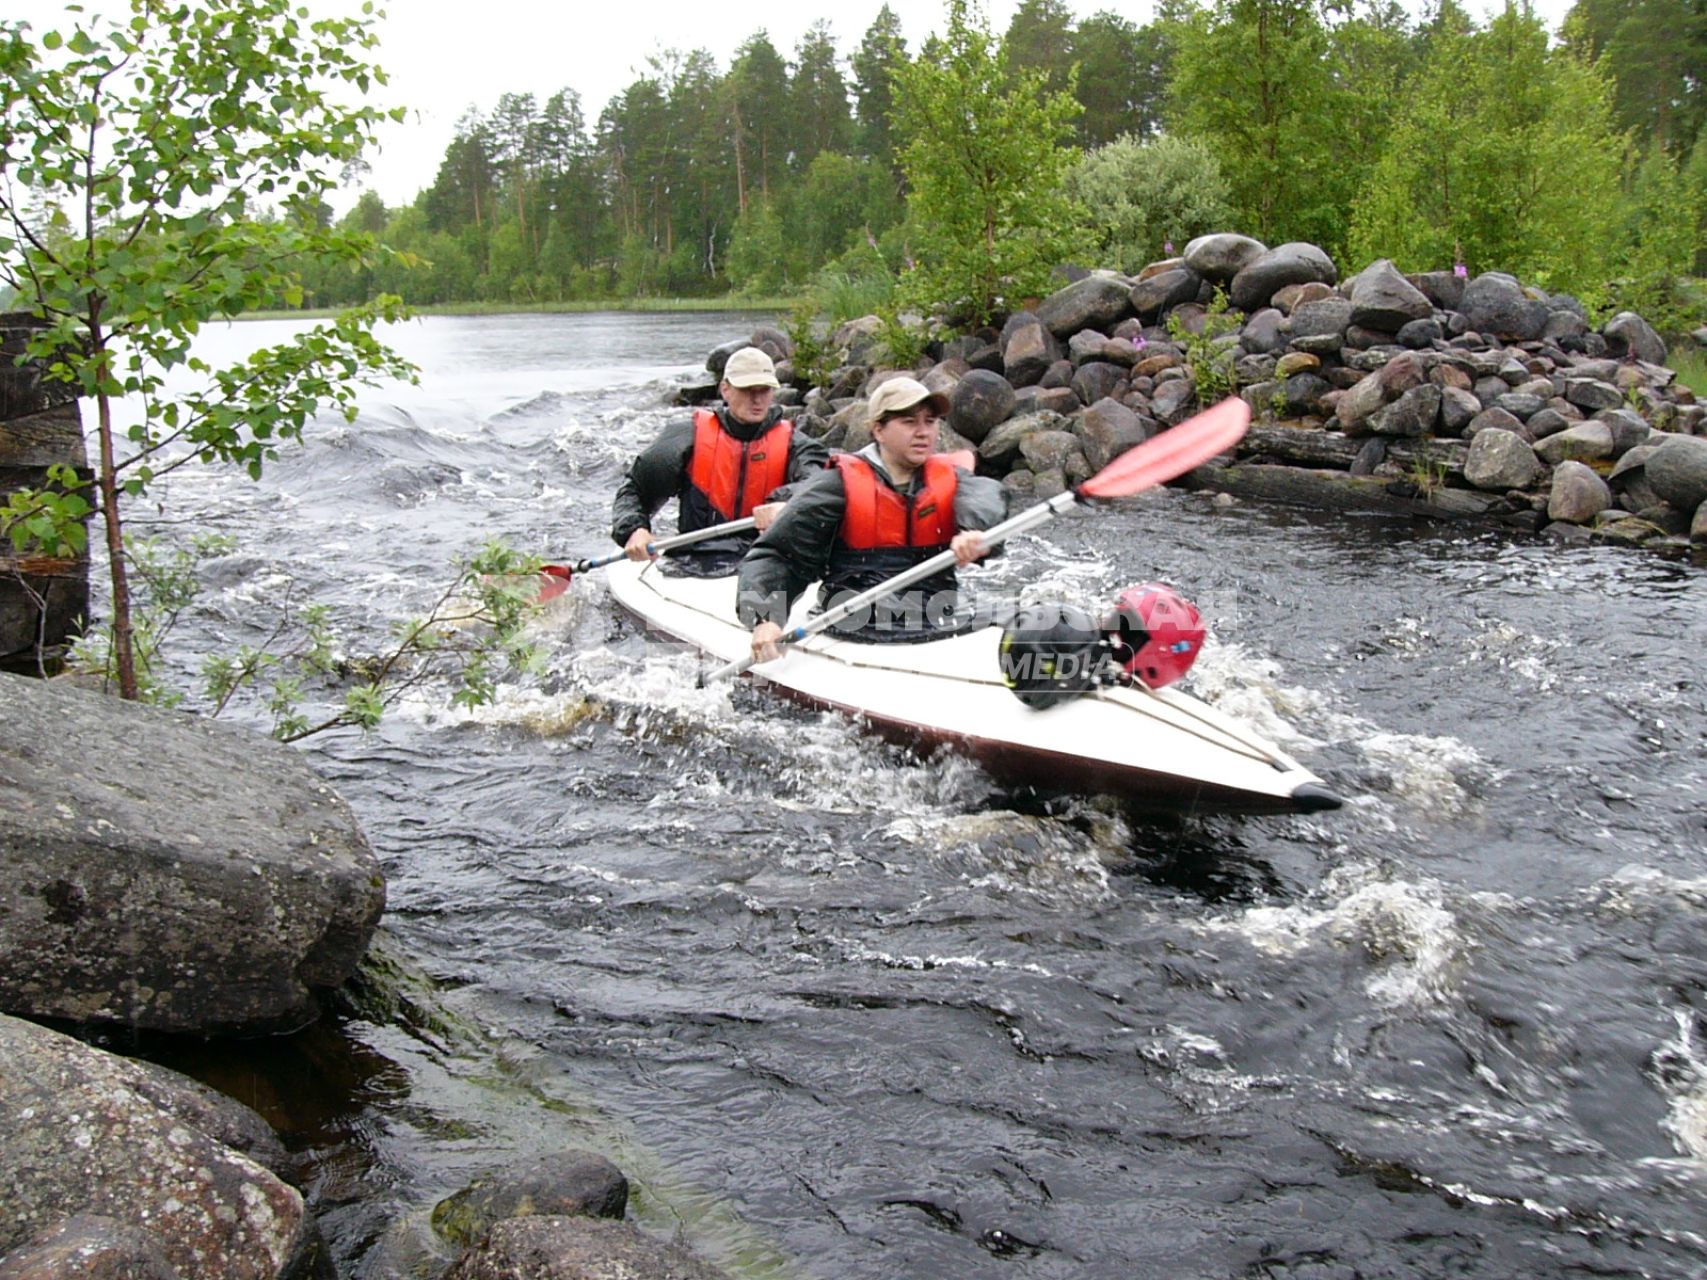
[{"x1": 241, "y1": 295, "x2": 801, "y2": 322}]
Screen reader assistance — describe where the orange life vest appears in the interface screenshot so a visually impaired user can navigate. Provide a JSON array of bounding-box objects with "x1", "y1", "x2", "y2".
[
  {"x1": 834, "y1": 453, "x2": 960, "y2": 549},
  {"x1": 687, "y1": 408, "x2": 794, "y2": 520}
]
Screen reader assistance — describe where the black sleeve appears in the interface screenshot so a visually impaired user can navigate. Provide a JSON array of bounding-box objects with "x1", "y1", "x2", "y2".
[
  {"x1": 610, "y1": 417, "x2": 696, "y2": 547},
  {"x1": 736, "y1": 467, "x2": 847, "y2": 627}
]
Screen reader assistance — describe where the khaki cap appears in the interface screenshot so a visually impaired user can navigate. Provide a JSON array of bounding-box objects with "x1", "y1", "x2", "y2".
[
  {"x1": 722, "y1": 346, "x2": 781, "y2": 389},
  {"x1": 867, "y1": 376, "x2": 950, "y2": 425}
]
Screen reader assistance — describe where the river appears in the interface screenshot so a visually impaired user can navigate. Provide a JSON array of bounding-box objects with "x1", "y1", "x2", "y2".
[{"x1": 116, "y1": 313, "x2": 1707, "y2": 1278}]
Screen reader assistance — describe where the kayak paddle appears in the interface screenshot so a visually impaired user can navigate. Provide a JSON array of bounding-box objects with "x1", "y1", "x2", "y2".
[
  {"x1": 536, "y1": 515, "x2": 759, "y2": 602},
  {"x1": 699, "y1": 396, "x2": 1251, "y2": 685}
]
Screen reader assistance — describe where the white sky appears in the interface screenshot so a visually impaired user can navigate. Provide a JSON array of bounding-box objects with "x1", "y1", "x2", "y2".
[{"x1": 13, "y1": 0, "x2": 1577, "y2": 215}]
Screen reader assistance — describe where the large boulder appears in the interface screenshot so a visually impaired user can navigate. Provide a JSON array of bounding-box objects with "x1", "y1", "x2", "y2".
[
  {"x1": 0, "y1": 674, "x2": 384, "y2": 1035},
  {"x1": 1183, "y1": 232, "x2": 1267, "y2": 282},
  {"x1": 0, "y1": 1013, "x2": 315, "y2": 1280},
  {"x1": 1229, "y1": 242, "x2": 1338, "y2": 312},
  {"x1": 1035, "y1": 274, "x2": 1134, "y2": 338},
  {"x1": 1547, "y1": 460, "x2": 1613, "y2": 524},
  {"x1": 1464, "y1": 429, "x2": 1544, "y2": 491},
  {"x1": 1000, "y1": 312, "x2": 1056, "y2": 387},
  {"x1": 1603, "y1": 311, "x2": 1667, "y2": 365},
  {"x1": 1535, "y1": 420, "x2": 1615, "y2": 465},
  {"x1": 946, "y1": 370, "x2": 1017, "y2": 444},
  {"x1": 977, "y1": 410, "x2": 1072, "y2": 472},
  {"x1": 1645, "y1": 433, "x2": 1707, "y2": 512},
  {"x1": 1075, "y1": 397, "x2": 1152, "y2": 472},
  {"x1": 1129, "y1": 267, "x2": 1202, "y2": 321},
  {"x1": 1458, "y1": 273, "x2": 1549, "y2": 341},
  {"x1": 1346, "y1": 259, "x2": 1433, "y2": 332}
]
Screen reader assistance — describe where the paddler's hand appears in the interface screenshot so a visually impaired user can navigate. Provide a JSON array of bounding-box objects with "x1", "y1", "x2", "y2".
[
  {"x1": 623, "y1": 527, "x2": 656, "y2": 561},
  {"x1": 752, "y1": 501, "x2": 784, "y2": 532},
  {"x1": 751, "y1": 621, "x2": 785, "y2": 664},
  {"x1": 951, "y1": 530, "x2": 988, "y2": 566}
]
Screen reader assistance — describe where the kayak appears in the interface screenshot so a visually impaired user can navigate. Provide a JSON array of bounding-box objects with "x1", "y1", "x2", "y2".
[{"x1": 604, "y1": 558, "x2": 1343, "y2": 817}]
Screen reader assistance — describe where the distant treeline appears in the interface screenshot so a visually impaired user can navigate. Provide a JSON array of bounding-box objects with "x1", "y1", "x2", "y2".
[{"x1": 288, "y1": 0, "x2": 1707, "y2": 329}]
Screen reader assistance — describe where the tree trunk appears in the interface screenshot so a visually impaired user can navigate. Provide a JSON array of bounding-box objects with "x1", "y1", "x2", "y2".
[{"x1": 91, "y1": 375, "x2": 137, "y2": 699}]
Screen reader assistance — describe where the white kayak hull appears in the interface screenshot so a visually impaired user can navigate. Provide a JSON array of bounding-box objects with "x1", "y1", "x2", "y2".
[{"x1": 604, "y1": 559, "x2": 1341, "y2": 816}]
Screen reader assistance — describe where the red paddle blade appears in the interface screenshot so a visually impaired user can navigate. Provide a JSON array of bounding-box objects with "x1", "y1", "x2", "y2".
[
  {"x1": 1075, "y1": 397, "x2": 1250, "y2": 501},
  {"x1": 534, "y1": 564, "x2": 573, "y2": 604}
]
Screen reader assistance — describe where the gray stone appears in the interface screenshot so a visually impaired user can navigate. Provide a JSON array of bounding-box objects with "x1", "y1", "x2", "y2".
[
  {"x1": 1563, "y1": 378, "x2": 1623, "y2": 412},
  {"x1": 1036, "y1": 274, "x2": 1135, "y2": 337},
  {"x1": 1646, "y1": 433, "x2": 1707, "y2": 511},
  {"x1": 1525, "y1": 408, "x2": 1573, "y2": 440},
  {"x1": 0, "y1": 1215, "x2": 180, "y2": 1280},
  {"x1": 432, "y1": 1153, "x2": 628, "y2": 1247},
  {"x1": 1603, "y1": 311, "x2": 1667, "y2": 365},
  {"x1": 0, "y1": 1014, "x2": 310, "y2": 1279},
  {"x1": 1459, "y1": 273, "x2": 1549, "y2": 341},
  {"x1": 1369, "y1": 384, "x2": 1442, "y2": 438},
  {"x1": 1335, "y1": 370, "x2": 1388, "y2": 434},
  {"x1": 1694, "y1": 501, "x2": 1707, "y2": 543},
  {"x1": 0, "y1": 675, "x2": 383, "y2": 1035},
  {"x1": 1019, "y1": 430, "x2": 1085, "y2": 475},
  {"x1": 1464, "y1": 429, "x2": 1544, "y2": 491},
  {"x1": 1031, "y1": 468, "x2": 1069, "y2": 500},
  {"x1": 1010, "y1": 386, "x2": 1080, "y2": 419},
  {"x1": 1235, "y1": 353, "x2": 1279, "y2": 383},
  {"x1": 1070, "y1": 361, "x2": 1127, "y2": 407},
  {"x1": 1465, "y1": 406, "x2": 1528, "y2": 441},
  {"x1": 1547, "y1": 460, "x2": 1613, "y2": 523},
  {"x1": 1289, "y1": 298, "x2": 1355, "y2": 341},
  {"x1": 1347, "y1": 259, "x2": 1433, "y2": 331},
  {"x1": 1397, "y1": 317, "x2": 1444, "y2": 348},
  {"x1": 1067, "y1": 328, "x2": 1110, "y2": 367},
  {"x1": 1280, "y1": 372, "x2": 1333, "y2": 417},
  {"x1": 1183, "y1": 232, "x2": 1267, "y2": 281},
  {"x1": 444, "y1": 1216, "x2": 732, "y2": 1280},
  {"x1": 1439, "y1": 386, "x2": 1481, "y2": 436},
  {"x1": 1595, "y1": 407, "x2": 1652, "y2": 456},
  {"x1": 1150, "y1": 377, "x2": 1198, "y2": 427},
  {"x1": 1273, "y1": 280, "x2": 1336, "y2": 314},
  {"x1": 946, "y1": 370, "x2": 1017, "y2": 444},
  {"x1": 1229, "y1": 242, "x2": 1338, "y2": 312},
  {"x1": 1240, "y1": 308, "x2": 1288, "y2": 354},
  {"x1": 1075, "y1": 398, "x2": 1151, "y2": 472},
  {"x1": 1129, "y1": 267, "x2": 1203, "y2": 321},
  {"x1": 1291, "y1": 331, "x2": 1348, "y2": 357},
  {"x1": 1038, "y1": 357, "x2": 1074, "y2": 390},
  {"x1": 1535, "y1": 421, "x2": 1615, "y2": 465},
  {"x1": 1000, "y1": 314, "x2": 1055, "y2": 387},
  {"x1": 1494, "y1": 392, "x2": 1547, "y2": 420},
  {"x1": 1411, "y1": 270, "x2": 1466, "y2": 310},
  {"x1": 1542, "y1": 310, "x2": 1589, "y2": 342}
]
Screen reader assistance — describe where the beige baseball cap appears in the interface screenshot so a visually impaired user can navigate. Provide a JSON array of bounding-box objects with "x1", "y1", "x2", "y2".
[
  {"x1": 866, "y1": 376, "x2": 950, "y2": 425},
  {"x1": 722, "y1": 346, "x2": 781, "y2": 389}
]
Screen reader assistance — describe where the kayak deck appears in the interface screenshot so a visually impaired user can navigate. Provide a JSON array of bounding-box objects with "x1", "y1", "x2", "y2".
[{"x1": 605, "y1": 559, "x2": 1341, "y2": 816}]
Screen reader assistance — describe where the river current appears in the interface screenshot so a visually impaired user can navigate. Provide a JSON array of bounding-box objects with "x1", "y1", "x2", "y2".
[{"x1": 115, "y1": 314, "x2": 1706, "y2": 1278}]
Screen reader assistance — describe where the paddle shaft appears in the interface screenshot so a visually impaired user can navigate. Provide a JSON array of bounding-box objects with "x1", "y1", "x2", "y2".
[
  {"x1": 700, "y1": 489, "x2": 1078, "y2": 685},
  {"x1": 559, "y1": 515, "x2": 758, "y2": 575}
]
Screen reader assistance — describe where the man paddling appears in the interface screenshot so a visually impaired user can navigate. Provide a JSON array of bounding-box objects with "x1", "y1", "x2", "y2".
[
  {"x1": 611, "y1": 346, "x2": 829, "y2": 575},
  {"x1": 738, "y1": 376, "x2": 1005, "y2": 663}
]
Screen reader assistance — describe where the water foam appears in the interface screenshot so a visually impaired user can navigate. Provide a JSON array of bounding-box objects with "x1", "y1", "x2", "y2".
[{"x1": 1210, "y1": 869, "x2": 1464, "y2": 1007}]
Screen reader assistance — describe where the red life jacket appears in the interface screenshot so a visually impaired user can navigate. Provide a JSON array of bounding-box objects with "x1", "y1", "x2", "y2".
[
  {"x1": 687, "y1": 408, "x2": 794, "y2": 520},
  {"x1": 834, "y1": 453, "x2": 960, "y2": 549}
]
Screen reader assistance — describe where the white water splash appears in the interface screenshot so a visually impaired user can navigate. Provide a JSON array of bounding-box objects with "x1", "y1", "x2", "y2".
[{"x1": 1210, "y1": 870, "x2": 1465, "y2": 1007}]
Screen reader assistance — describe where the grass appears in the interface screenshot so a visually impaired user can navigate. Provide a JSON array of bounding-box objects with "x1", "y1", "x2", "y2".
[{"x1": 1669, "y1": 347, "x2": 1707, "y2": 398}]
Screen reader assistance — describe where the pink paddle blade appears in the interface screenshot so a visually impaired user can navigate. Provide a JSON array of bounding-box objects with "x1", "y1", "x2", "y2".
[{"x1": 1075, "y1": 397, "x2": 1250, "y2": 501}]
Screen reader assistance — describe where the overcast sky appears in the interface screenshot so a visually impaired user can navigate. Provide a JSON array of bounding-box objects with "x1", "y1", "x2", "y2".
[{"x1": 14, "y1": 0, "x2": 1577, "y2": 214}]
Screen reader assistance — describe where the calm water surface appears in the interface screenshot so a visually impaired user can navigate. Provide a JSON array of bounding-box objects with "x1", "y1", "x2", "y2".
[{"x1": 126, "y1": 314, "x2": 1707, "y2": 1278}]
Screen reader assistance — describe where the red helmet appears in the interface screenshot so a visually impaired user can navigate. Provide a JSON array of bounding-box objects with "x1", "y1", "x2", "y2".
[{"x1": 1104, "y1": 582, "x2": 1205, "y2": 689}]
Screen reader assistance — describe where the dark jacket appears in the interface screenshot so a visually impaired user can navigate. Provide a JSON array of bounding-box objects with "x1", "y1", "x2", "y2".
[
  {"x1": 610, "y1": 406, "x2": 830, "y2": 557},
  {"x1": 736, "y1": 444, "x2": 1006, "y2": 641}
]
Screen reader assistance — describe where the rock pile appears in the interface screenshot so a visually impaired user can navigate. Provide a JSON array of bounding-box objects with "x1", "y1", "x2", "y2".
[{"x1": 697, "y1": 233, "x2": 1706, "y2": 553}]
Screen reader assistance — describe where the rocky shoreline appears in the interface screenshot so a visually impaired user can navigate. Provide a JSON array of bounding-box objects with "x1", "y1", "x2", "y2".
[
  {"x1": 686, "y1": 234, "x2": 1707, "y2": 556},
  {"x1": 0, "y1": 674, "x2": 732, "y2": 1280}
]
